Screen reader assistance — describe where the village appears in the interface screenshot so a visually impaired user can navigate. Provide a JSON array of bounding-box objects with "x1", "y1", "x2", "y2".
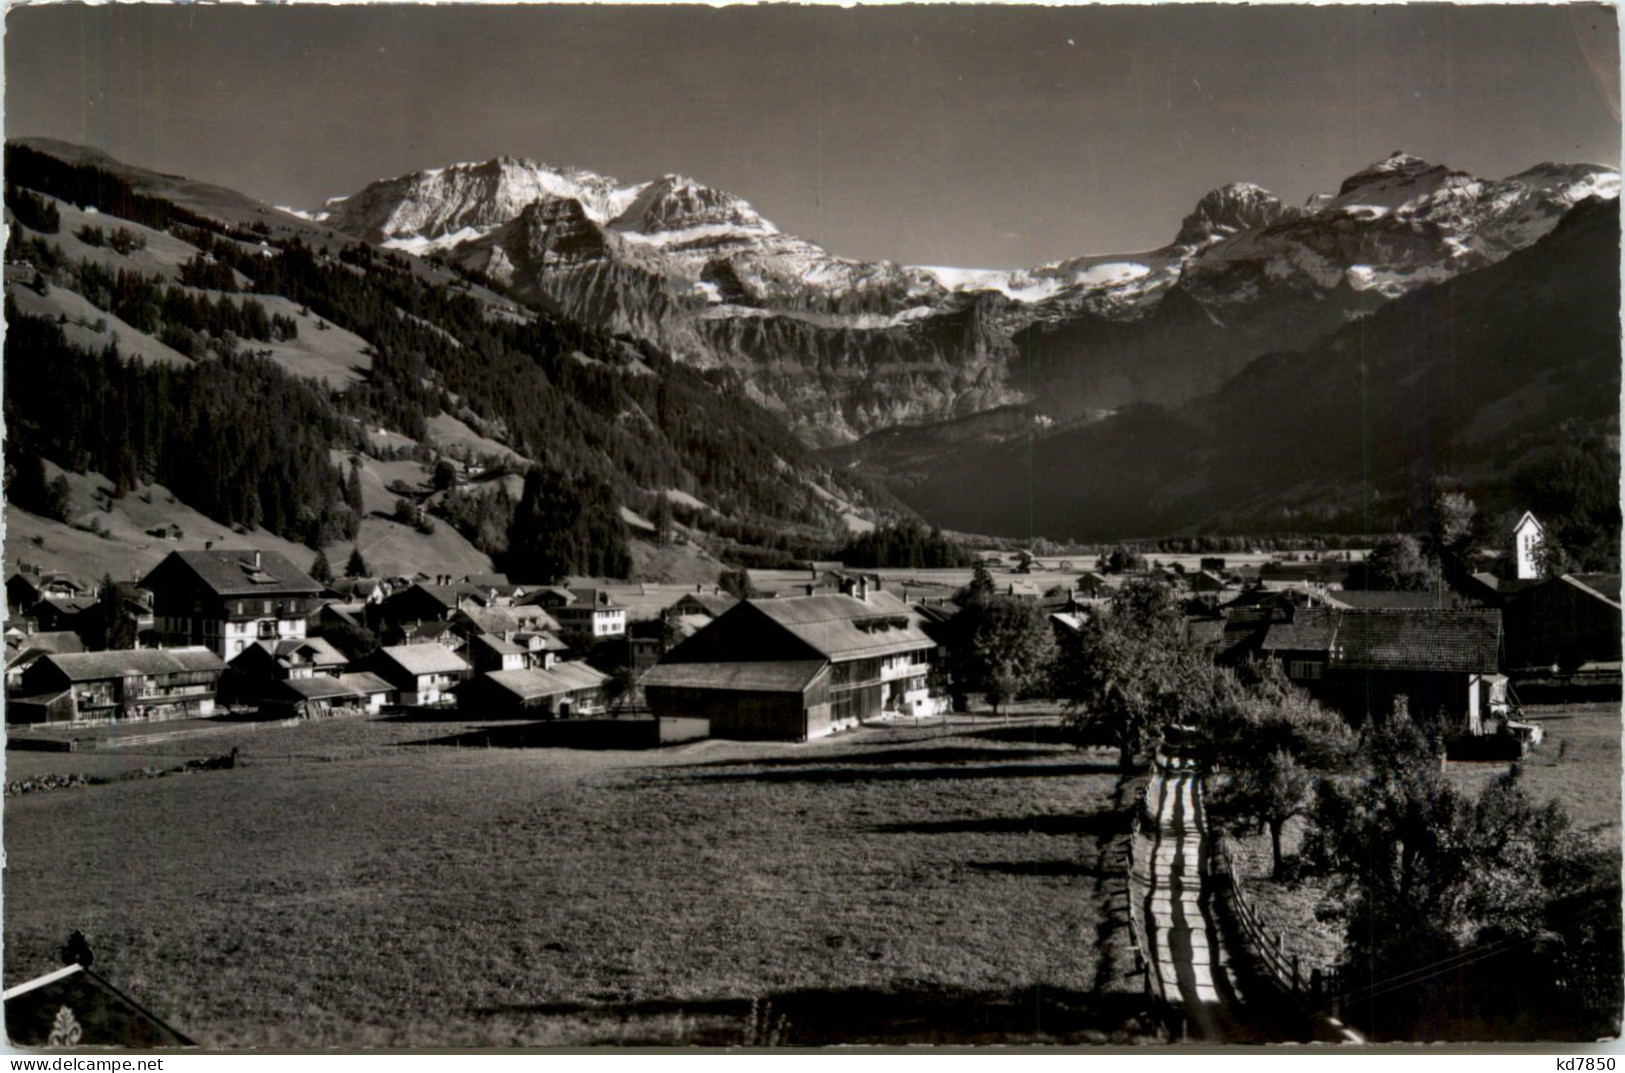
[{"x1": 4, "y1": 510, "x2": 1616, "y2": 748}]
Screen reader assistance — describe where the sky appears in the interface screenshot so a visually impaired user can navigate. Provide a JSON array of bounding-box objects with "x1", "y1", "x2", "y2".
[{"x1": 6, "y1": 3, "x2": 1620, "y2": 269}]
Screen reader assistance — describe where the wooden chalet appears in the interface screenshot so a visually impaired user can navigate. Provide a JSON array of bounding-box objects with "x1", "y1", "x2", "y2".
[
  {"x1": 142, "y1": 549, "x2": 322, "y2": 659},
  {"x1": 643, "y1": 589, "x2": 941, "y2": 741},
  {"x1": 1258, "y1": 606, "x2": 1505, "y2": 734},
  {"x1": 11, "y1": 647, "x2": 226, "y2": 725},
  {"x1": 360, "y1": 644, "x2": 471, "y2": 706},
  {"x1": 455, "y1": 661, "x2": 609, "y2": 718}
]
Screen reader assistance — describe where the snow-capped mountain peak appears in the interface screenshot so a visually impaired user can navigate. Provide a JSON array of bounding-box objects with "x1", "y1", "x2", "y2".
[
  {"x1": 1174, "y1": 181, "x2": 1296, "y2": 246},
  {"x1": 323, "y1": 156, "x2": 648, "y2": 248},
  {"x1": 608, "y1": 173, "x2": 778, "y2": 238}
]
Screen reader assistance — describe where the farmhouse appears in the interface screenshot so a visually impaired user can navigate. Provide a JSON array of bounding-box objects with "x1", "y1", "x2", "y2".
[
  {"x1": 11, "y1": 647, "x2": 226, "y2": 724},
  {"x1": 527, "y1": 588, "x2": 627, "y2": 638},
  {"x1": 455, "y1": 661, "x2": 609, "y2": 718},
  {"x1": 142, "y1": 549, "x2": 322, "y2": 659},
  {"x1": 360, "y1": 644, "x2": 471, "y2": 706},
  {"x1": 643, "y1": 588, "x2": 940, "y2": 741},
  {"x1": 1259, "y1": 606, "x2": 1504, "y2": 734}
]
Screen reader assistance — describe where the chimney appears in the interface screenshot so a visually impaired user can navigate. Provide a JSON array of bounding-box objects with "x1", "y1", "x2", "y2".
[
  {"x1": 696, "y1": 583, "x2": 703, "y2": 593},
  {"x1": 805, "y1": 584, "x2": 816, "y2": 597},
  {"x1": 253, "y1": 551, "x2": 262, "y2": 569},
  {"x1": 205, "y1": 540, "x2": 214, "y2": 551},
  {"x1": 856, "y1": 575, "x2": 868, "y2": 602},
  {"x1": 810, "y1": 565, "x2": 819, "y2": 580}
]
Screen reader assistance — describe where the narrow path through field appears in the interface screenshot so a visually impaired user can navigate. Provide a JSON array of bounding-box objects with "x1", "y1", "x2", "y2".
[{"x1": 1133, "y1": 748, "x2": 1310, "y2": 1043}]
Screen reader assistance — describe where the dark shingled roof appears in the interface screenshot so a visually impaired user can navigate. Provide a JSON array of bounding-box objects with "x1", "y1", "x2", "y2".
[
  {"x1": 746, "y1": 594, "x2": 934, "y2": 660},
  {"x1": 1326, "y1": 589, "x2": 1451, "y2": 610},
  {"x1": 147, "y1": 549, "x2": 320, "y2": 597},
  {"x1": 36, "y1": 647, "x2": 225, "y2": 681},
  {"x1": 1262, "y1": 608, "x2": 1501, "y2": 673},
  {"x1": 641, "y1": 660, "x2": 828, "y2": 694}
]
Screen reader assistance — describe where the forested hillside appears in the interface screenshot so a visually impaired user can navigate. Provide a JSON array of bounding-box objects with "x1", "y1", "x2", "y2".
[{"x1": 2, "y1": 142, "x2": 901, "y2": 580}]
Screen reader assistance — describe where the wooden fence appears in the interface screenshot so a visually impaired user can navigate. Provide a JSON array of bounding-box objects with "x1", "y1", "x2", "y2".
[
  {"x1": 1122, "y1": 786, "x2": 1168, "y2": 1005},
  {"x1": 1205, "y1": 835, "x2": 1319, "y2": 1000}
]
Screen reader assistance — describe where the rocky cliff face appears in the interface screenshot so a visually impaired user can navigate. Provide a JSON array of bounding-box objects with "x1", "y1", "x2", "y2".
[{"x1": 322, "y1": 152, "x2": 1618, "y2": 445}]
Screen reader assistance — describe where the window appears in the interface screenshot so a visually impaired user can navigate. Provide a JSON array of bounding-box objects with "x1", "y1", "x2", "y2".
[
  {"x1": 263, "y1": 600, "x2": 274, "y2": 615},
  {"x1": 1287, "y1": 660, "x2": 1323, "y2": 680}
]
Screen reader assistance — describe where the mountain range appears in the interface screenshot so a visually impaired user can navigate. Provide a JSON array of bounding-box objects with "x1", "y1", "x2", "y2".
[
  {"x1": 318, "y1": 151, "x2": 1618, "y2": 448},
  {"x1": 4, "y1": 136, "x2": 1617, "y2": 564}
]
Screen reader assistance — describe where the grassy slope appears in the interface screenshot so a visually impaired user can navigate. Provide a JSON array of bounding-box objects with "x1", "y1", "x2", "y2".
[
  {"x1": 4, "y1": 719, "x2": 1151, "y2": 1047},
  {"x1": 6, "y1": 459, "x2": 492, "y2": 585},
  {"x1": 242, "y1": 295, "x2": 371, "y2": 389},
  {"x1": 5, "y1": 270, "x2": 192, "y2": 368}
]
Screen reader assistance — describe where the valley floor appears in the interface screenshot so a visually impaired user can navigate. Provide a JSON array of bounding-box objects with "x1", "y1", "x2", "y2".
[{"x1": 3, "y1": 713, "x2": 1160, "y2": 1048}]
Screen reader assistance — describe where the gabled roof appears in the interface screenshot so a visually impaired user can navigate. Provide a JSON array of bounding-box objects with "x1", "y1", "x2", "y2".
[
  {"x1": 745, "y1": 594, "x2": 934, "y2": 660},
  {"x1": 1262, "y1": 608, "x2": 1501, "y2": 673},
  {"x1": 516, "y1": 630, "x2": 569, "y2": 651},
  {"x1": 32, "y1": 595, "x2": 97, "y2": 616},
  {"x1": 1325, "y1": 589, "x2": 1451, "y2": 610},
  {"x1": 1259, "y1": 607, "x2": 1343, "y2": 653},
  {"x1": 642, "y1": 659, "x2": 828, "y2": 693},
  {"x1": 454, "y1": 605, "x2": 562, "y2": 636},
  {"x1": 460, "y1": 573, "x2": 520, "y2": 590},
  {"x1": 144, "y1": 549, "x2": 320, "y2": 597},
  {"x1": 472, "y1": 661, "x2": 609, "y2": 701},
  {"x1": 566, "y1": 587, "x2": 624, "y2": 610},
  {"x1": 339, "y1": 671, "x2": 395, "y2": 695},
  {"x1": 1564, "y1": 573, "x2": 1622, "y2": 608},
  {"x1": 33, "y1": 646, "x2": 225, "y2": 682},
  {"x1": 376, "y1": 644, "x2": 470, "y2": 676},
  {"x1": 666, "y1": 591, "x2": 737, "y2": 617},
  {"x1": 273, "y1": 637, "x2": 349, "y2": 666},
  {"x1": 6, "y1": 631, "x2": 84, "y2": 662},
  {"x1": 1513, "y1": 510, "x2": 1543, "y2": 535},
  {"x1": 275, "y1": 676, "x2": 366, "y2": 702},
  {"x1": 470, "y1": 633, "x2": 526, "y2": 657}
]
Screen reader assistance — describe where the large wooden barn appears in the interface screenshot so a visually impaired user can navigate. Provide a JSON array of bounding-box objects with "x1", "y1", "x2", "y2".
[{"x1": 642, "y1": 587, "x2": 940, "y2": 741}]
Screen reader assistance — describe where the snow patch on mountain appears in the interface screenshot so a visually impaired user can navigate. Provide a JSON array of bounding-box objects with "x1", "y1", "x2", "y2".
[{"x1": 382, "y1": 226, "x2": 495, "y2": 256}]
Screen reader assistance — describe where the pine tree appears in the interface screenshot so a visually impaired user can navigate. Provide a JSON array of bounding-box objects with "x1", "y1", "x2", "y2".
[
  {"x1": 310, "y1": 549, "x2": 333, "y2": 584},
  {"x1": 345, "y1": 546, "x2": 368, "y2": 578}
]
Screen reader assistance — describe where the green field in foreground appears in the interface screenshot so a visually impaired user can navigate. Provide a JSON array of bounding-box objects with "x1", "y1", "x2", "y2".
[{"x1": 4, "y1": 718, "x2": 1157, "y2": 1048}]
